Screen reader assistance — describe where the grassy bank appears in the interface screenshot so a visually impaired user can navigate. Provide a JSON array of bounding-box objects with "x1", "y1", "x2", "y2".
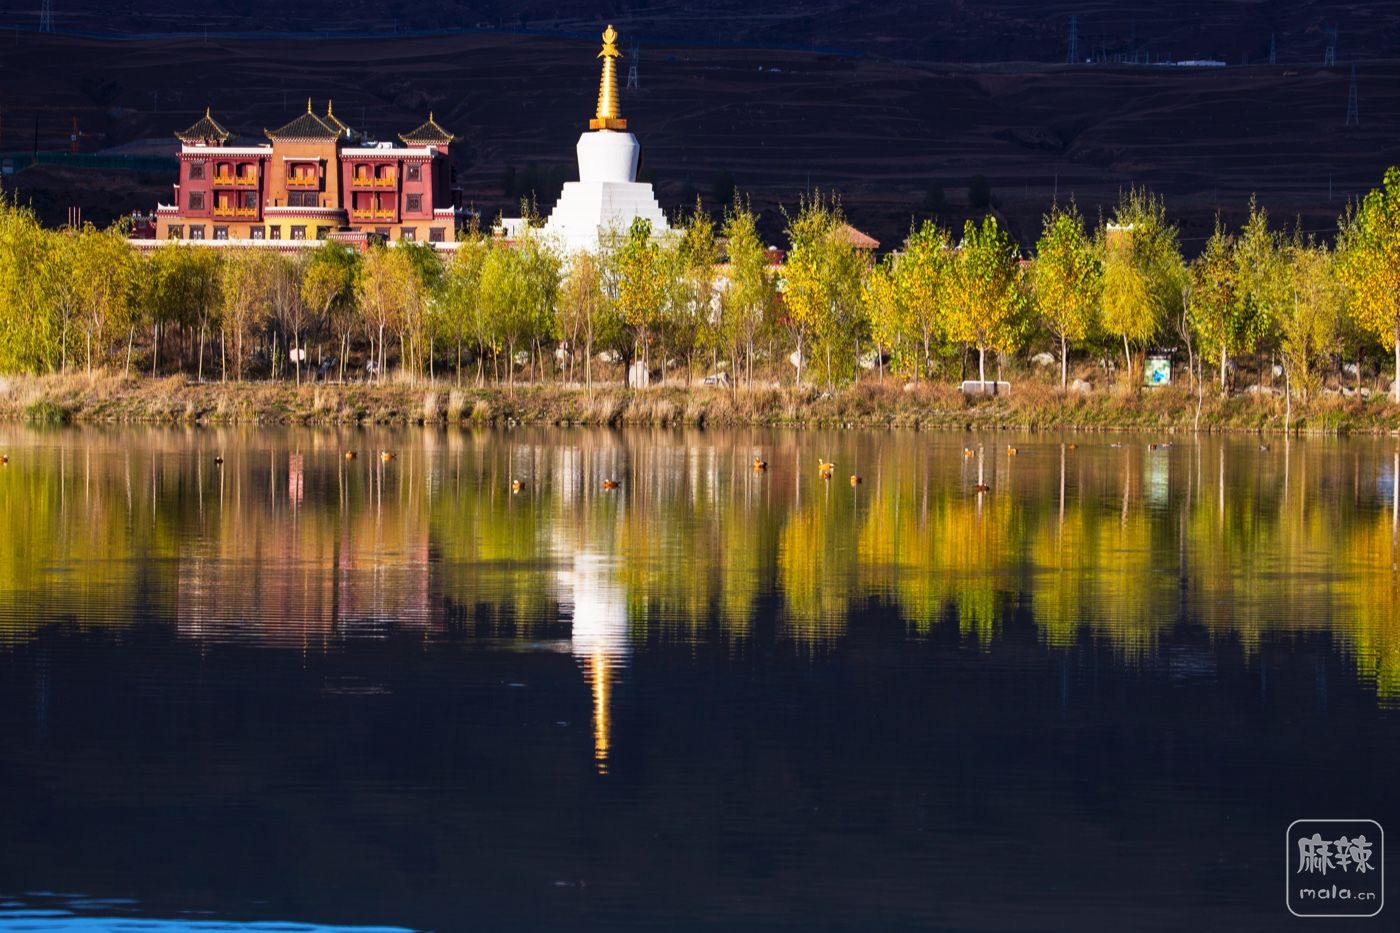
[{"x1": 1, "y1": 373, "x2": 1398, "y2": 434}]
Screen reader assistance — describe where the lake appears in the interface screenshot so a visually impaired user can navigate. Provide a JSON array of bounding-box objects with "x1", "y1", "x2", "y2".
[{"x1": 1, "y1": 425, "x2": 1397, "y2": 931}]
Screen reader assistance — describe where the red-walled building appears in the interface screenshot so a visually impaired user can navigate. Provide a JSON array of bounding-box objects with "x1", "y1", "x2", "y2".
[{"x1": 152, "y1": 102, "x2": 466, "y2": 246}]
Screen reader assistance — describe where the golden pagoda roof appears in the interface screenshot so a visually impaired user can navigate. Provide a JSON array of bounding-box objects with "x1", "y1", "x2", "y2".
[
  {"x1": 321, "y1": 100, "x2": 351, "y2": 136},
  {"x1": 398, "y1": 112, "x2": 455, "y2": 145},
  {"x1": 175, "y1": 107, "x2": 231, "y2": 144},
  {"x1": 589, "y1": 24, "x2": 628, "y2": 131},
  {"x1": 266, "y1": 100, "x2": 343, "y2": 141}
]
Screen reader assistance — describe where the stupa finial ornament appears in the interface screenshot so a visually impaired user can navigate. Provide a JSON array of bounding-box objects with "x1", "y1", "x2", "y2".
[{"x1": 590, "y1": 25, "x2": 628, "y2": 130}]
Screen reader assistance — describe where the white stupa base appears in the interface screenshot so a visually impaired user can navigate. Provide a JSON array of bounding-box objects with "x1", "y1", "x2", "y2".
[
  {"x1": 542, "y1": 130, "x2": 669, "y2": 252},
  {"x1": 543, "y1": 180, "x2": 670, "y2": 252}
]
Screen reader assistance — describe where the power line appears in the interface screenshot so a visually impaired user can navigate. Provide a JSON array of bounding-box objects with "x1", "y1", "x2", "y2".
[
  {"x1": 625, "y1": 43, "x2": 640, "y2": 91},
  {"x1": 1345, "y1": 64, "x2": 1359, "y2": 126}
]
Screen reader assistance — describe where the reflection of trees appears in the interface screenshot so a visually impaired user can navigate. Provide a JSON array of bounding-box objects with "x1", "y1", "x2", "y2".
[
  {"x1": 858, "y1": 468, "x2": 1019, "y2": 645},
  {"x1": 3, "y1": 427, "x2": 1400, "y2": 701}
]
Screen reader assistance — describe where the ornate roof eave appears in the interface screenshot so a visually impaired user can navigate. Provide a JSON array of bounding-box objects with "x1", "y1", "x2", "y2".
[
  {"x1": 266, "y1": 100, "x2": 342, "y2": 142},
  {"x1": 398, "y1": 111, "x2": 456, "y2": 145},
  {"x1": 175, "y1": 107, "x2": 231, "y2": 144},
  {"x1": 322, "y1": 100, "x2": 354, "y2": 139}
]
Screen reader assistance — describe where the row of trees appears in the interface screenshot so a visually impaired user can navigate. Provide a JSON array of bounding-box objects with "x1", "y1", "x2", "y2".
[
  {"x1": 864, "y1": 175, "x2": 1400, "y2": 404},
  {"x1": 4, "y1": 169, "x2": 1400, "y2": 401}
]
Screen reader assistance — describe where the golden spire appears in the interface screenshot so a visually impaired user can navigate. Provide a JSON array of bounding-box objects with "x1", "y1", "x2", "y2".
[
  {"x1": 306, "y1": 97, "x2": 312, "y2": 113},
  {"x1": 589, "y1": 24, "x2": 628, "y2": 131}
]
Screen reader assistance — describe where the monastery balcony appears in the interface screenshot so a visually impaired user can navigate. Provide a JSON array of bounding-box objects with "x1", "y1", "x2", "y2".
[
  {"x1": 212, "y1": 206, "x2": 260, "y2": 218},
  {"x1": 213, "y1": 174, "x2": 259, "y2": 188},
  {"x1": 351, "y1": 175, "x2": 397, "y2": 189},
  {"x1": 350, "y1": 209, "x2": 398, "y2": 220},
  {"x1": 286, "y1": 175, "x2": 320, "y2": 189}
]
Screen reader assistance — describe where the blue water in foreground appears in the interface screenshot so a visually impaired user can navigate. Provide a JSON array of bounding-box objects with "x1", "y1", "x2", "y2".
[{"x1": 1, "y1": 426, "x2": 1397, "y2": 931}]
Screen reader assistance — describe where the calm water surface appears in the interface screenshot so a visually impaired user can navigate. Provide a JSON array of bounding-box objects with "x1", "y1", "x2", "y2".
[{"x1": 1, "y1": 425, "x2": 1398, "y2": 931}]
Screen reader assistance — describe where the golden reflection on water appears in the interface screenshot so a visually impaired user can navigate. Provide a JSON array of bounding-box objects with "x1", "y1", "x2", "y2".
[{"x1": 0, "y1": 425, "x2": 1398, "y2": 706}]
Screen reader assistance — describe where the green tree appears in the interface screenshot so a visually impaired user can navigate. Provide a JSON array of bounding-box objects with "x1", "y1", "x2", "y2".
[
  {"x1": 438, "y1": 229, "x2": 490, "y2": 384},
  {"x1": 1230, "y1": 197, "x2": 1285, "y2": 385},
  {"x1": 613, "y1": 217, "x2": 668, "y2": 385},
  {"x1": 781, "y1": 194, "x2": 867, "y2": 388},
  {"x1": 301, "y1": 242, "x2": 359, "y2": 382},
  {"x1": 395, "y1": 242, "x2": 444, "y2": 378},
  {"x1": 719, "y1": 202, "x2": 775, "y2": 387},
  {"x1": 354, "y1": 245, "x2": 416, "y2": 381},
  {"x1": 1099, "y1": 188, "x2": 1185, "y2": 385},
  {"x1": 479, "y1": 231, "x2": 561, "y2": 387},
  {"x1": 1336, "y1": 166, "x2": 1400, "y2": 402},
  {"x1": 1279, "y1": 236, "x2": 1342, "y2": 407},
  {"x1": 0, "y1": 197, "x2": 61, "y2": 372},
  {"x1": 946, "y1": 216, "x2": 1024, "y2": 386},
  {"x1": 894, "y1": 220, "x2": 954, "y2": 380},
  {"x1": 670, "y1": 203, "x2": 719, "y2": 385},
  {"x1": 1030, "y1": 203, "x2": 1101, "y2": 389},
  {"x1": 141, "y1": 243, "x2": 220, "y2": 378},
  {"x1": 863, "y1": 255, "x2": 906, "y2": 380},
  {"x1": 1187, "y1": 217, "x2": 1238, "y2": 390},
  {"x1": 217, "y1": 249, "x2": 276, "y2": 380},
  {"x1": 70, "y1": 224, "x2": 140, "y2": 374},
  {"x1": 557, "y1": 248, "x2": 619, "y2": 387}
]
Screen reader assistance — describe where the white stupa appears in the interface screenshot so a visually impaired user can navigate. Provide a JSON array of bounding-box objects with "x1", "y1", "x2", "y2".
[{"x1": 543, "y1": 25, "x2": 669, "y2": 252}]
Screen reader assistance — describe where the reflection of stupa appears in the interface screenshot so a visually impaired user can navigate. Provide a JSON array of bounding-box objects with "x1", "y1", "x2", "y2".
[
  {"x1": 543, "y1": 25, "x2": 670, "y2": 252},
  {"x1": 559, "y1": 552, "x2": 630, "y2": 774}
]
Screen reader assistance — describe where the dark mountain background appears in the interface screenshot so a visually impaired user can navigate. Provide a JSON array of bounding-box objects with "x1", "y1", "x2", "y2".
[
  {"x1": 1, "y1": 2, "x2": 1397, "y2": 249},
  {"x1": 18, "y1": 2, "x2": 1400, "y2": 64}
]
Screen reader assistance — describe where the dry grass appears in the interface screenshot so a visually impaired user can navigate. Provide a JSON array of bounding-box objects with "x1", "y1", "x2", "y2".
[{"x1": 0, "y1": 372, "x2": 1395, "y2": 434}]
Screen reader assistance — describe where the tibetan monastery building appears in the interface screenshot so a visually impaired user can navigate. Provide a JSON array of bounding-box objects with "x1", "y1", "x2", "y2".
[{"x1": 151, "y1": 102, "x2": 466, "y2": 245}]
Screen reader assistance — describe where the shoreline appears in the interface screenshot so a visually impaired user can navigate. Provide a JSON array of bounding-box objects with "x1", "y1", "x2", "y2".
[{"x1": 1, "y1": 374, "x2": 1398, "y2": 435}]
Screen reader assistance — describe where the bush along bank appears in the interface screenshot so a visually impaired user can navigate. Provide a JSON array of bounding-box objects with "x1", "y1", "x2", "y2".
[{"x1": 1, "y1": 375, "x2": 1397, "y2": 434}]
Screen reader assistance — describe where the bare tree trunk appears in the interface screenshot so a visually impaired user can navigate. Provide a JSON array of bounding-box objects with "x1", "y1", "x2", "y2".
[
  {"x1": 125, "y1": 327, "x2": 134, "y2": 378},
  {"x1": 1220, "y1": 346, "x2": 1227, "y2": 391},
  {"x1": 1285, "y1": 366, "x2": 1292, "y2": 431},
  {"x1": 197, "y1": 325, "x2": 206, "y2": 382},
  {"x1": 1394, "y1": 333, "x2": 1400, "y2": 403},
  {"x1": 1121, "y1": 334, "x2": 1131, "y2": 386},
  {"x1": 151, "y1": 323, "x2": 159, "y2": 378},
  {"x1": 1060, "y1": 333, "x2": 1068, "y2": 390},
  {"x1": 978, "y1": 343, "x2": 987, "y2": 385},
  {"x1": 585, "y1": 328, "x2": 594, "y2": 390}
]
